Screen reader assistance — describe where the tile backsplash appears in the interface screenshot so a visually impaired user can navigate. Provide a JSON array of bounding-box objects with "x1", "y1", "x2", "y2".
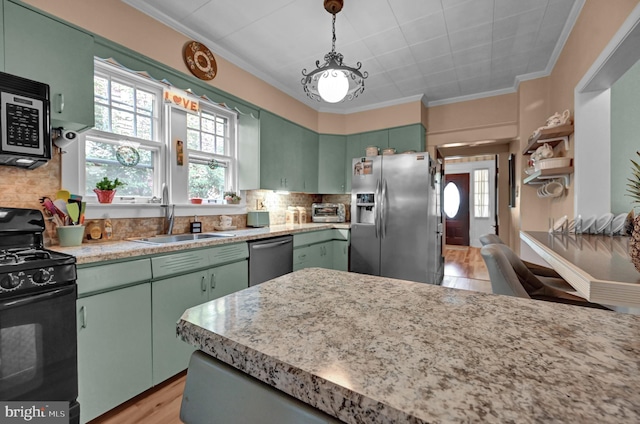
[
  {"x1": 0, "y1": 156, "x2": 352, "y2": 245},
  {"x1": 245, "y1": 190, "x2": 351, "y2": 224}
]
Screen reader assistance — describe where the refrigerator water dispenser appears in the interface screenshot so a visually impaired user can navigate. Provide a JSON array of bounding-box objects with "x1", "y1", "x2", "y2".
[{"x1": 354, "y1": 193, "x2": 375, "y2": 224}]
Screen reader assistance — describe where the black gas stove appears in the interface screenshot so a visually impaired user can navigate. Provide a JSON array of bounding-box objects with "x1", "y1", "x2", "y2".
[
  {"x1": 0, "y1": 207, "x2": 79, "y2": 423},
  {"x1": 0, "y1": 207, "x2": 76, "y2": 297}
]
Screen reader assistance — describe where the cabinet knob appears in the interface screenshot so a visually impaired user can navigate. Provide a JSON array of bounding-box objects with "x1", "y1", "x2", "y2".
[
  {"x1": 210, "y1": 273, "x2": 216, "y2": 290},
  {"x1": 201, "y1": 276, "x2": 207, "y2": 292}
]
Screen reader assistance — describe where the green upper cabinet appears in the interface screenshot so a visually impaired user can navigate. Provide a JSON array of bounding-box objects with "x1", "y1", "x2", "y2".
[
  {"x1": 360, "y1": 130, "x2": 389, "y2": 153},
  {"x1": 388, "y1": 124, "x2": 426, "y2": 153},
  {"x1": 3, "y1": 1, "x2": 95, "y2": 132},
  {"x1": 260, "y1": 111, "x2": 318, "y2": 192},
  {"x1": 318, "y1": 134, "x2": 346, "y2": 194},
  {"x1": 300, "y1": 127, "x2": 319, "y2": 192},
  {"x1": 260, "y1": 111, "x2": 289, "y2": 190}
]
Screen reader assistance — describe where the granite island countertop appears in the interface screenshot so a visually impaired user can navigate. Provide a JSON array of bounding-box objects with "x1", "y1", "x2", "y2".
[
  {"x1": 178, "y1": 268, "x2": 640, "y2": 424},
  {"x1": 48, "y1": 223, "x2": 349, "y2": 265}
]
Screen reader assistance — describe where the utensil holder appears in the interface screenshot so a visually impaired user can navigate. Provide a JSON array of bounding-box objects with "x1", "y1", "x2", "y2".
[{"x1": 57, "y1": 225, "x2": 85, "y2": 247}]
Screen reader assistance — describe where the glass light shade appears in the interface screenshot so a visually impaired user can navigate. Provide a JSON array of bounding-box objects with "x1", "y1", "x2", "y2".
[{"x1": 317, "y1": 69, "x2": 348, "y2": 103}]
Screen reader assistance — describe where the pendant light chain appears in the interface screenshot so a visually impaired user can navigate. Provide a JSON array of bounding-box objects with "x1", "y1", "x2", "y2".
[
  {"x1": 301, "y1": 0, "x2": 368, "y2": 103},
  {"x1": 331, "y1": 13, "x2": 337, "y2": 53}
]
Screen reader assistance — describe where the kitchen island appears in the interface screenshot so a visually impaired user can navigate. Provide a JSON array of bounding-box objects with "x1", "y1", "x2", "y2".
[{"x1": 177, "y1": 268, "x2": 640, "y2": 423}]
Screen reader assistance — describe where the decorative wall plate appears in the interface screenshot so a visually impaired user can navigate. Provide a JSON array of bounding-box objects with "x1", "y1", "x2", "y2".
[{"x1": 183, "y1": 41, "x2": 217, "y2": 81}]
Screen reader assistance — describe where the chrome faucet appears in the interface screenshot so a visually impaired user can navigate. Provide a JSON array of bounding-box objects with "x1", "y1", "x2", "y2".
[{"x1": 160, "y1": 183, "x2": 175, "y2": 235}]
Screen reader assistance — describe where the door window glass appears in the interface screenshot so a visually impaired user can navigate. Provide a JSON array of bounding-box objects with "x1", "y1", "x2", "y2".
[{"x1": 444, "y1": 181, "x2": 461, "y2": 218}]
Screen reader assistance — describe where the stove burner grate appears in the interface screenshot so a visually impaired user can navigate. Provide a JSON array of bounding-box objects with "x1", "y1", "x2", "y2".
[{"x1": 0, "y1": 248, "x2": 53, "y2": 265}]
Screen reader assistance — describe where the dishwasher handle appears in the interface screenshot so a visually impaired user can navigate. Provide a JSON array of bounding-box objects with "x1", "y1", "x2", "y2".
[{"x1": 250, "y1": 239, "x2": 293, "y2": 250}]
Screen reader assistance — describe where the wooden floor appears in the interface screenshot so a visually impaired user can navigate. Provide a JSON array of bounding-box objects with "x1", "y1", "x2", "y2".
[
  {"x1": 441, "y1": 244, "x2": 492, "y2": 293},
  {"x1": 89, "y1": 245, "x2": 491, "y2": 424}
]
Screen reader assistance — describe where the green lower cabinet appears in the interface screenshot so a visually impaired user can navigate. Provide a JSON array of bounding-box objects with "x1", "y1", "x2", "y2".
[
  {"x1": 316, "y1": 241, "x2": 333, "y2": 269},
  {"x1": 152, "y1": 269, "x2": 209, "y2": 385},
  {"x1": 152, "y1": 260, "x2": 248, "y2": 385},
  {"x1": 333, "y1": 240, "x2": 349, "y2": 271},
  {"x1": 77, "y1": 283, "x2": 152, "y2": 424},
  {"x1": 293, "y1": 245, "x2": 312, "y2": 271},
  {"x1": 209, "y1": 260, "x2": 249, "y2": 299},
  {"x1": 293, "y1": 240, "x2": 347, "y2": 271}
]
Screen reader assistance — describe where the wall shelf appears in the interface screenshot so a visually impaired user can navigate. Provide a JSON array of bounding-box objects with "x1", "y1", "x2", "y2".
[
  {"x1": 523, "y1": 166, "x2": 574, "y2": 187},
  {"x1": 523, "y1": 124, "x2": 574, "y2": 155}
]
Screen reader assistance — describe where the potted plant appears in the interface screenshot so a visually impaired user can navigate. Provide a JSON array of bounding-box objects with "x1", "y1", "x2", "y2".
[
  {"x1": 626, "y1": 151, "x2": 640, "y2": 271},
  {"x1": 223, "y1": 191, "x2": 241, "y2": 204},
  {"x1": 94, "y1": 177, "x2": 125, "y2": 204}
]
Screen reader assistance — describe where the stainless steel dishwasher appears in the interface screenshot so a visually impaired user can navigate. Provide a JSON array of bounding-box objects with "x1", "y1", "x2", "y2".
[{"x1": 247, "y1": 235, "x2": 293, "y2": 286}]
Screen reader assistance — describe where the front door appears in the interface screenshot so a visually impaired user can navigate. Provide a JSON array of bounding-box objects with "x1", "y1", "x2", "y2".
[{"x1": 444, "y1": 173, "x2": 470, "y2": 246}]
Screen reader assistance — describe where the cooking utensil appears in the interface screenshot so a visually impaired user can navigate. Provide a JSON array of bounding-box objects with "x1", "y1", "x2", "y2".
[
  {"x1": 55, "y1": 190, "x2": 70, "y2": 201},
  {"x1": 79, "y1": 202, "x2": 86, "y2": 224},
  {"x1": 66, "y1": 202, "x2": 80, "y2": 225},
  {"x1": 53, "y1": 199, "x2": 69, "y2": 224}
]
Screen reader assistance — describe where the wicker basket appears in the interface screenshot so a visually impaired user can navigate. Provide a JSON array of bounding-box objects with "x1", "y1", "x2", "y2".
[{"x1": 534, "y1": 157, "x2": 571, "y2": 171}]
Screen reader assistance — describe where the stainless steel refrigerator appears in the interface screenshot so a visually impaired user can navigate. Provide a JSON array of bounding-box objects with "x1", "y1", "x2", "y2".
[{"x1": 350, "y1": 152, "x2": 443, "y2": 284}]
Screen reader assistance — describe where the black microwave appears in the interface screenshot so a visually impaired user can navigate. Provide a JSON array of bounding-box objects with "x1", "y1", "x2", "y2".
[{"x1": 0, "y1": 71, "x2": 51, "y2": 169}]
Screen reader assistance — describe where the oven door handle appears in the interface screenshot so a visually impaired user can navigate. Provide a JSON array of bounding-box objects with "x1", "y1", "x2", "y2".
[{"x1": 0, "y1": 285, "x2": 75, "y2": 311}]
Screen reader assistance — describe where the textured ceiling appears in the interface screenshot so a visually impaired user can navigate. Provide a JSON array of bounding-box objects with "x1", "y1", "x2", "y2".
[{"x1": 123, "y1": 0, "x2": 583, "y2": 113}]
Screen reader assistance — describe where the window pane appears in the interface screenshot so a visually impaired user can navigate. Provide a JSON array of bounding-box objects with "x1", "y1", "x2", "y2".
[
  {"x1": 112, "y1": 109, "x2": 135, "y2": 136},
  {"x1": 187, "y1": 114, "x2": 200, "y2": 130},
  {"x1": 188, "y1": 162, "x2": 226, "y2": 199},
  {"x1": 473, "y1": 169, "x2": 489, "y2": 218},
  {"x1": 94, "y1": 76, "x2": 109, "y2": 102},
  {"x1": 85, "y1": 140, "x2": 154, "y2": 197},
  {"x1": 187, "y1": 129, "x2": 200, "y2": 150},
  {"x1": 443, "y1": 182, "x2": 461, "y2": 219},
  {"x1": 201, "y1": 133, "x2": 215, "y2": 154},
  {"x1": 216, "y1": 119, "x2": 225, "y2": 136},
  {"x1": 137, "y1": 116, "x2": 152, "y2": 141},
  {"x1": 137, "y1": 90, "x2": 154, "y2": 114},
  {"x1": 216, "y1": 136, "x2": 225, "y2": 155},
  {"x1": 94, "y1": 105, "x2": 110, "y2": 132},
  {"x1": 111, "y1": 81, "x2": 134, "y2": 111},
  {"x1": 202, "y1": 116, "x2": 215, "y2": 133}
]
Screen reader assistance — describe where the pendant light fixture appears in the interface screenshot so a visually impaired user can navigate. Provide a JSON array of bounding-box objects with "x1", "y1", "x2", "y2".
[{"x1": 301, "y1": 0, "x2": 367, "y2": 103}]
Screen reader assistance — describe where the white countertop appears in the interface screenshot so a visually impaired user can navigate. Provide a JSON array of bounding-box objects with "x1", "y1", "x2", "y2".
[
  {"x1": 521, "y1": 231, "x2": 640, "y2": 307},
  {"x1": 178, "y1": 267, "x2": 640, "y2": 423}
]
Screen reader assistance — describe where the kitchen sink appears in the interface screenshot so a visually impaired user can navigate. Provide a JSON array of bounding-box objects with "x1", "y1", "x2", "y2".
[{"x1": 131, "y1": 233, "x2": 236, "y2": 244}]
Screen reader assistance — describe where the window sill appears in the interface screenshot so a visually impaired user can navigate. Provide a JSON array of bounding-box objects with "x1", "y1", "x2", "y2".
[{"x1": 84, "y1": 202, "x2": 246, "y2": 220}]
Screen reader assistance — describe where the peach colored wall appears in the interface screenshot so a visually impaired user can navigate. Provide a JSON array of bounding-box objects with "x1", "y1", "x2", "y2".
[
  {"x1": 517, "y1": 0, "x2": 640, "y2": 235},
  {"x1": 426, "y1": 93, "x2": 518, "y2": 146},
  {"x1": 24, "y1": 0, "x2": 425, "y2": 135},
  {"x1": 334, "y1": 101, "x2": 423, "y2": 135},
  {"x1": 22, "y1": 0, "x2": 321, "y2": 131},
  {"x1": 517, "y1": 77, "x2": 553, "y2": 238}
]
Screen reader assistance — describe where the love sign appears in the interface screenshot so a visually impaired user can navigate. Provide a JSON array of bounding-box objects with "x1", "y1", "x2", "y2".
[{"x1": 164, "y1": 88, "x2": 200, "y2": 112}]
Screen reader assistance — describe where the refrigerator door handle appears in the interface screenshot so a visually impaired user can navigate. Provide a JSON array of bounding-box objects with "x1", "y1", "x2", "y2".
[
  {"x1": 381, "y1": 179, "x2": 388, "y2": 239},
  {"x1": 374, "y1": 178, "x2": 381, "y2": 238}
]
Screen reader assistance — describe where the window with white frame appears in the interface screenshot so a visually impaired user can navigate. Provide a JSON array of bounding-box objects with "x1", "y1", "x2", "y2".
[
  {"x1": 473, "y1": 168, "x2": 490, "y2": 218},
  {"x1": 186, "y1": 107, "x2": 236, "y2": 202},
  {"x1": 78, "y1": 59, "x2": 238, "y2": 205},
  {"x1": 85, "y1": 62, "x2": 163, "y2": 200}
]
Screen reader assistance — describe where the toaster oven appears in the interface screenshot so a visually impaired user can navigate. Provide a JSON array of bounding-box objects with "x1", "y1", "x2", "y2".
[{"x1": 311, "y1": 203, "x2": 345, "y2": 223}]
